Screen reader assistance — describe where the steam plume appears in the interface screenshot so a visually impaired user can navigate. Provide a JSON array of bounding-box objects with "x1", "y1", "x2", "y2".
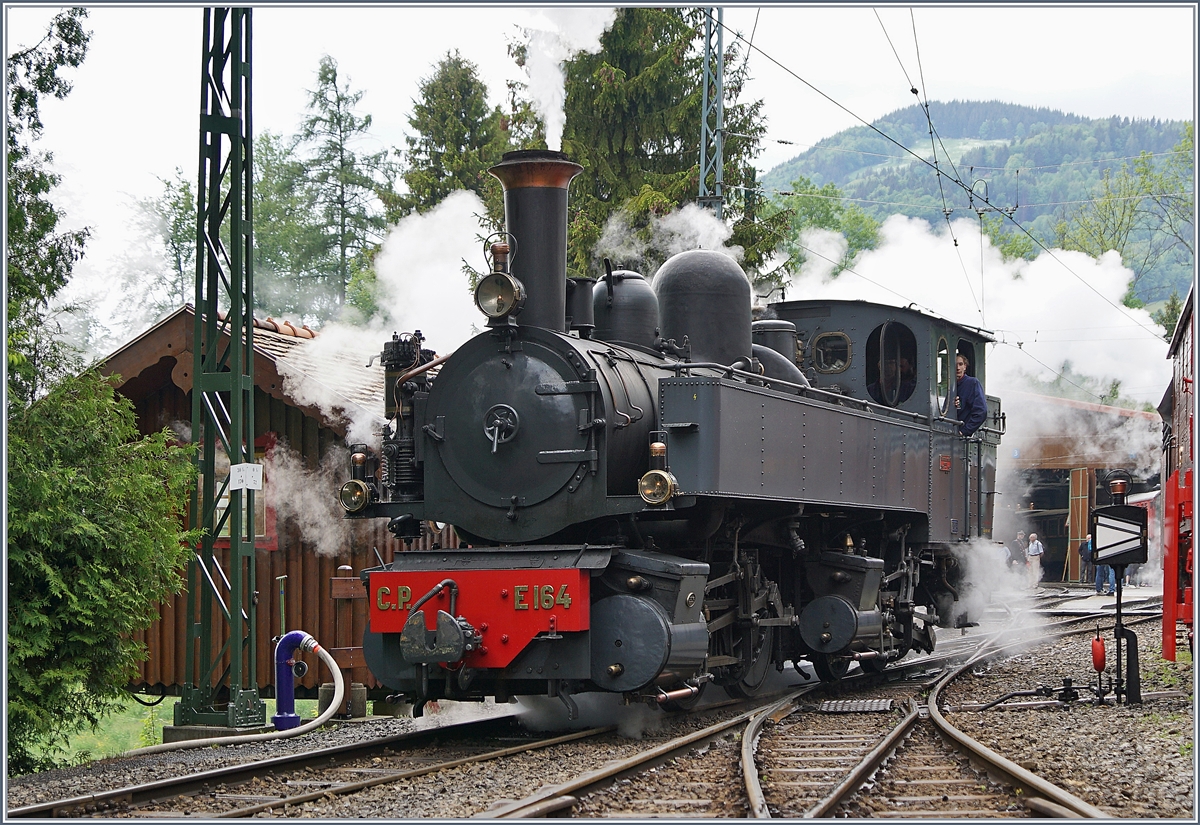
[
  {"x1": 522, "y1": 8, "x2": 617, "y2": 150},
  {"x1": 594, "y1": 202, "x2": 745, "y2": 280},
  {"x1": 275, "y1": 190, "x2": 487, "y2": 446},
  {"x1": 787, "y1": 216, "x2": 1171, "y2": 405}
]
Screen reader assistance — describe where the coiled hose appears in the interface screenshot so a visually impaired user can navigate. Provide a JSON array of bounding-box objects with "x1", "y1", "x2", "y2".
[{"x1": 119, "y1": 634, "x2": 345, "y2": 757}]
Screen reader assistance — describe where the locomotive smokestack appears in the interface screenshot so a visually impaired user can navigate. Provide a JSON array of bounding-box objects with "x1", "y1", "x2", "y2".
[{"x1": 488, "y1": 150, "x2": 582, "y2": 332}]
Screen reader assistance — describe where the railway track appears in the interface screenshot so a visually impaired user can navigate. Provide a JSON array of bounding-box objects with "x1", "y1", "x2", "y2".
[
  {"x1": 742, "y1": 613, "x2": 1167, "y2": 819},
  {"x1": 9, "y1": 604, "x2": 1172, "y2": 819},
  {"x1": 490, "y1": 644, "x2": 996, "y2": 818}
]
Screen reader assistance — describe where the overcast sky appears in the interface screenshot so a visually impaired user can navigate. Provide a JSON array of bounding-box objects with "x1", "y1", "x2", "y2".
[{"x1": 5, "y1": 2, "x2": 1196, "y2": 403}]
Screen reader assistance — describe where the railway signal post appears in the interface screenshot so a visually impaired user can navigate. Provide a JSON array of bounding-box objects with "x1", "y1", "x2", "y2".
[{"x1": 1091, "y1": 471, "x2": 1148, "y2": 705}]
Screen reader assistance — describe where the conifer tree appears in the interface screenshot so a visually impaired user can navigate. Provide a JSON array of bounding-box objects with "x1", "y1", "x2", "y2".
[
  {"x1": 553, "y1": 8, "x2": 782, "y2": 283},
  {"x1": 396, "y1": 50, "x2": 511, "y2": 227},
  {"x1": 297, "y1": 55, "x2": 389, "y2": 309}
]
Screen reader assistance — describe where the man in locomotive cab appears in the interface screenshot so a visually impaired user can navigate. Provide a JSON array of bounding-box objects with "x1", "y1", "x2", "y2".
[
  {"x1": 867, "y1": 357, "x2": 900, "y2": 405},
  {"x1": 897, "y1": 354, "x2": 916, "y2": 402},
  {"x1": 867, "y1": 352, "x2": 916, "y2": 406},
  {"x1": 953, "y1": 352, "x2": 986, "y2": 437}
]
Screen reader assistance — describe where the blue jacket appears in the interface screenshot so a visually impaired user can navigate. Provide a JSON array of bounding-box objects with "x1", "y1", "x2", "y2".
[{"x1": 956, "y1": 374, "x2": 987, "y2": 436}]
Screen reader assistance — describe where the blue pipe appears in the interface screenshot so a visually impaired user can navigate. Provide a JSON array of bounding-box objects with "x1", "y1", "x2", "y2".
[{"x1": 273, "y1": 630, "x2": 315, "y2": 730}]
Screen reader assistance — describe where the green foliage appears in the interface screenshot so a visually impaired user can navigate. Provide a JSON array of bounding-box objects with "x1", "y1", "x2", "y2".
[
  {"x1": 1152, "y1": 290, "x2": 1185, "y2": 340},
  {"x1": 394, "y1": 50, "x2": 512, "y2": 228},
  {"x1": 114, "y1": 168, "x2": 196, "y2": 332},
  {"x1": 6, "y1": 7, "x2": 91, "y2": 407},
  {"x1": 253, "y1": 130, "x2": 337, "y2": 323},
  {"x1": 762, "y1": 176, "x2": 880, "y2": 284},
  {"x1": 6, "y1": 371, "x2": 199, "y2": 774},
  {"x1": 980, "y1": 213, "x2": 1035, "y2": 261},
  {"x1": 557, "y1": 7, "x2": 699, "y2": 276},
  {"x1": 297, "y1": 55, "x2": 390, "y2": 311},
  {"x1": 1054, "y1": 122, "x2": 1194, "y2": 309},
  {"x1": 138, "y1": 704, "x2": 165, "y2": 748},
  {"x1": 556, "y1": 8, "x2": 771, "y2": 280},
  {"x1": 1014, "y1": 359, "x2": 1145, "y2": 408},
  {"x1": 1134, "y1": 121, "x2": 1194, "y2": 268}
]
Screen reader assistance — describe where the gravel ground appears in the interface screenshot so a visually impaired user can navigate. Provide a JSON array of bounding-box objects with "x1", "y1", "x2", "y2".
[
  {"x1": 261, "y1": 702, "x2": 750, "y2": 819},
  {"x1": 5, "y1": 700, "x2": 508, "y2": 811},
  {"x1": 9, "y1": 616, "x2": 1195, "y2": 819},
  {"x1": 573, "y1": 733, "x2": 748, "y2": 818},
  {"x1": 941, "y1": 623, "x2": 1195, "y2": 819}
]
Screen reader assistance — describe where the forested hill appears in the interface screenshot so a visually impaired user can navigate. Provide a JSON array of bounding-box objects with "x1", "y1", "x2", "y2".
[{"x1": 760, "y1": 100, "x2": 1192, "y2": 304}]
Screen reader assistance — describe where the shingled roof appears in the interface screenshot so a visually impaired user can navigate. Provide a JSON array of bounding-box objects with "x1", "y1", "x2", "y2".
[{"x1": 100, "y1": 305, "x2": 386, "y2": 437}]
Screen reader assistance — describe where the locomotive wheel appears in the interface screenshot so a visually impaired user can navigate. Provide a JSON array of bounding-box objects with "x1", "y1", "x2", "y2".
[
  {"x1": 812, "y1": 654, "x2": 851, "y2": 682},
  {"x1": 724, "y1": 625, "x2": 775, "y2": 699}
]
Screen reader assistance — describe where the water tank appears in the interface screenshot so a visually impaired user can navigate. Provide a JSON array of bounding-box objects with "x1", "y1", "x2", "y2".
[
  {"x1": 655, "y1": 249, "x2": 751, "y2": 366},
  {"x1": 752, "y1": 320, "x2": 799, "y2": 366},
  {"x1": 593, "y1": 270, "x2": 659, "y2": 350}
]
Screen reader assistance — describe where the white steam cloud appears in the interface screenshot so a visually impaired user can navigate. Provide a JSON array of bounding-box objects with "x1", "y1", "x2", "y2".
[
  {"x1": 264, "y1": 441, "x2": 375, "y2": 558},
  {"x1": 275, "y1": 190, "x2": 487, "y2": 446},
  {"x1": 371, "y1": 189, "x2": 487, "y2": 350},
  {"x1": 947, "y1": 538, "x2": 1047, "y2": 631},
  {"x1": 266, "y1": 191, "x2": 492, "y2": 558},
  {"x1": 787, "y1": 216, "x2": 1171, "y2": 555},
  {"x1": 522, "y1": 8, "x2": 617, "y2": 150},
  {"x1": 787, "y1": 215, "x2": 1171, "y2": 406},
  {"x1": 594, "y1": 202, "x2": 745, "y2": 280}
]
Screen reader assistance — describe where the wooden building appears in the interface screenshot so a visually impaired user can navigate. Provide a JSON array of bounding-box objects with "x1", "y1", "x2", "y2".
[
  {"x1": 101, "y1": 306, "x2": 453, "y2": 701},
  {"x1": 995, "y1": 390, "x2": 1161, "y2": 583}
]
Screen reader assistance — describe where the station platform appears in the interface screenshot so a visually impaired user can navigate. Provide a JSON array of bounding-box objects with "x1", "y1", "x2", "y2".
[{"x1": 1041, "y1": 581, "x2": 1163, "y2": 614}]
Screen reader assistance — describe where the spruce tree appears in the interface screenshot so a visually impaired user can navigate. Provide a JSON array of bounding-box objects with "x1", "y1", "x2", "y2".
[
  {"x1": 398, "y1": 50, "x2": 511, "y2": 227},
  {"x1": 297, "y1": 55, "x2": 389, "y2": 310}
]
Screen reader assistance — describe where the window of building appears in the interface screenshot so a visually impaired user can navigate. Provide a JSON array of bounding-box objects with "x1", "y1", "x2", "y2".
[{"x1": 813, "y1": 332, "x2": 851, "y2": 373}]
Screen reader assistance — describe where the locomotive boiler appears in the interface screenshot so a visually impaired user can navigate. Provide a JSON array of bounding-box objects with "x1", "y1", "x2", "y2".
[{"x1": 341, "y1": 149, "x2": 1004, "y2": 716}]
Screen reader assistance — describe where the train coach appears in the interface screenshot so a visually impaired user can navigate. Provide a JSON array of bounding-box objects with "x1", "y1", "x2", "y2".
[
  {"x1": 339, "y1": 150, "x2": 1005, "y2": 716},
  {"x1": 1159, "y1": 285, "x2": 1194, "y2": 659}
]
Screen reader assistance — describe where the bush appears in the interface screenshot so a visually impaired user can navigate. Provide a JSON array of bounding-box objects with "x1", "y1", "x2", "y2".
[{"x1": 6, "y1": 370, "x2": 197, "y2": 774}]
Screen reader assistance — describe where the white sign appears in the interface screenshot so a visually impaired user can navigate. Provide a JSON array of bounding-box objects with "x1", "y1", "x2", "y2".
[
  {"x1": 228, "y1": 463, "x2": 263, "y2": 491},
  {"x1": 1094, "y1": 513, "x2": 1143, "y2": 562}
]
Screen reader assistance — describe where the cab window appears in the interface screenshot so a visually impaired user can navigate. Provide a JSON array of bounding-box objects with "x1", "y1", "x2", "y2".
[
  {"x1": 935, "y1": 338, "x2": 951, "y2": 414},
  {"x1": 812, "y1": 332, "x2": 850, "y2": 374},
  {"x1": 865, "y1": 322, "x2": 917, "y2": 406}
]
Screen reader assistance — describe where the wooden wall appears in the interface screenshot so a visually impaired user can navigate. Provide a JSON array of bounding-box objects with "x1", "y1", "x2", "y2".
[{"x1": 129, "y1": 382, "x2": 456, "y2": 698}]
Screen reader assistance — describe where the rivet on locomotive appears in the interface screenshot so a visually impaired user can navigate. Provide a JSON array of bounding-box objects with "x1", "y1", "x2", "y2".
[{"x1": 341, "y1": 149, "x2": 1004, "y2": 716}]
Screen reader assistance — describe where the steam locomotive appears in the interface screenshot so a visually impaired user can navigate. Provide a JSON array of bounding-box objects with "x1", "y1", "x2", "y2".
[{"x1": 340, "y1": 149, "x2": 1004, "y2": 716}]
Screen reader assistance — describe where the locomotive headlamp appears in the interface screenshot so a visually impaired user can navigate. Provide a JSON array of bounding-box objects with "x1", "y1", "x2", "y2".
[
  {"x1": 638, "y1": 469, "x2": 678, "y2": 505},
  {"x1": 339, "y1": 479, "x2": 372, "y2": 512},
  {"x1": 474, "y1": 272, "x2": 526, "y2": 319}
]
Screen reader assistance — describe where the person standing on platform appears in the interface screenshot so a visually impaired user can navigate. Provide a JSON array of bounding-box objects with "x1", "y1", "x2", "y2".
[
  {"x1": 1007, "y1": 531, "x2": 1028, "y2": 572},
  {"x1": 1096, "y1": 559, "x2": 1116, "y2": 595},
  {"x1": 1078, "y1": 533, "x2": 1094, "y2": 584},
  {"x1": 1026, "y1": 533, "x2": 1045, "y2": 588}
]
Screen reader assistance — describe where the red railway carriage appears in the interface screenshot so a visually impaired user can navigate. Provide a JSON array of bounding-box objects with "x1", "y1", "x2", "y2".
[{"x1": 1159, "y1": 287, "x2": 1195, "y2": 660}]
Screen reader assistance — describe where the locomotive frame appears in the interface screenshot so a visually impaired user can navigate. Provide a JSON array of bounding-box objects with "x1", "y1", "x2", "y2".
[{"x1": 341, "y1": 150, "x2": 1004, "y2": 715}]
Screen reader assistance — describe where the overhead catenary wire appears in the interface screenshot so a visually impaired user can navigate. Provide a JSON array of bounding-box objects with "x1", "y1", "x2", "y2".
[
  {"x1": 729, "y1": 182, "x2": 1194, "y2": 214},
  {"x1": 717, "y1": 16, "x2": 1173, "y2": 345}
]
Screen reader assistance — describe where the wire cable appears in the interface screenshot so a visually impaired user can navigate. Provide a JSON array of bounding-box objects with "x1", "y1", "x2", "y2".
[{"x1": 714, "y1": 17, "x2": 1172, "y2": 343}]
